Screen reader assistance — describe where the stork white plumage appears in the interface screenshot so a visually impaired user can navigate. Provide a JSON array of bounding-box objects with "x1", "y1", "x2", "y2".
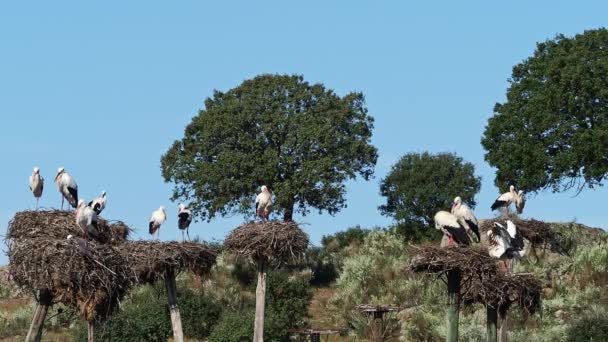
[
  {"x1": 29, "y1": 167, "x2": 44, "y2": 210},
  {"x1": 515, "y1": 190, "x2": 526, "y2": 214},
  {"x1": 75, "y1": 199, "x2": 99, "y2": 240},
  {"x1": 255, "y1": 185, "x2": 272, "y2": 221},
  {"x1": 434, "y1": 210, "x2": 471, "y2": 247},
  {"x1": 149, "y1": 206, "x2": 166, "y2": 240},
  {"x1": 490, "y1": 185, "x2": 517, "y2": 217},
  {"x1": 177, "y1": 204, "x2": 192, "y2": 241},
  {"x1": 451, "y1": 196, "x2": 480, "y2": 243},
  {"x1": 486, "y1": 220, "x2": 525, "y2": 272},
  {"x1": 88, "y1": 191, "x2": 107, "y2": 215},
  {"x1": 55, "y1": 167, "x2": 78, "y2": 209}
]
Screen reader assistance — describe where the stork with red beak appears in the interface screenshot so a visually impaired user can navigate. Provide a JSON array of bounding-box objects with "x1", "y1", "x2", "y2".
[
  {"x1": 434, "y1": 210, "x2": 471, "y2": 247},
  {"x1": 255, "y1": 185, "x2": 272, "y2": 221},
  {"x1": 55, "y1": 167, "x2": 78, "y2": 209},
  {"x1": 451, "y1": 196, "x2": 480, "y2": 243},
  {"x1": 29, "y1": 167, "x2": 44, "y2": 210},
  {"x1": 490, "y1": 185, "x2": 517, "y2": 217}
]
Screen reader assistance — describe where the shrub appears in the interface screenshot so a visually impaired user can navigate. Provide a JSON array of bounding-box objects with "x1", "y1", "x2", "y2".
[
  {"x1": 566, "y1": 306, "x2": 608, "y2": 342},
  {"x1": 208, "y1": 310, "x2": 254, "y2": 342}
]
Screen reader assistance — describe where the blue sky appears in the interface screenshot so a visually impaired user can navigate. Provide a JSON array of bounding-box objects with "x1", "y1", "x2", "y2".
[{"x1": 1, "y1": 1, "x2": 606, "y2": 264}]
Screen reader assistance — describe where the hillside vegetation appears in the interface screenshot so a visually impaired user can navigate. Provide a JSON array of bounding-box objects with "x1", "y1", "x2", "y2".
[{"x1": 0, "y1": 221, "x2": 606, "y2": 341}]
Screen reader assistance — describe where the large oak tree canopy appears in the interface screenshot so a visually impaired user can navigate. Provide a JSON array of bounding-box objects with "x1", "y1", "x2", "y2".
[
  {"x1": 482, "y1": 29, "x2": 608, "y2": 194},
  {"x1": 161, "y1": 74, "x2": 378, "y2": 221}
]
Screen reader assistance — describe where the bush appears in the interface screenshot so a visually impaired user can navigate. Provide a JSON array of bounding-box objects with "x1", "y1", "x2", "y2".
[
  {"x1": 566, "y1": 306, "x2": 608, "y2": 342},
  {"x1": 179, "y1": 288, "x2": 223, "y2": 338},
  {"x1": 208, "y1": 310, "x2": 254, "y2": 342}
]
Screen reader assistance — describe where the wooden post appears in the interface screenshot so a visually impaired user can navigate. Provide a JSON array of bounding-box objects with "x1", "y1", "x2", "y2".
[
  {"x1": 373, "y1": 312, "x2": 384, "y2": 342},
  {"x1": 446, "y1": 270, "x2": 461, "y2": 342},
  {"x1": 87, "y1": 321, "x2": 95, "y2": 342},
  {"x1": 165, "y1": 268, "x2": 184, "y2": 342},
  {"x1": 25, "y1": 289, "x2": 52, "y2": 342},
  {"x1": 253, "y1": 259, "x2": 267, "y2": 342},
  {"x1": 486, "y1": 305, "x2": 497, "y2": 342},
  {"x1": 498, "y1": 308, "x2": 508, "y2": 342}
]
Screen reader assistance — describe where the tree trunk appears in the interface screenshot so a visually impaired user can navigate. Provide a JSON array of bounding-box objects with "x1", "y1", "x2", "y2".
[
  {"x1": 486, "y1": 305, "x2": 498, "y2": 342},
  {"x1": 165, "y1": 268, "x2": 184, "y2": 342},
  {"x1": 87, "y1": 321, "x2": 95, "y2": 342},
  {"x1": 25, "y1": 289, "x2": 52, "y2": 342},
  {"x1": 498, "y1": 309, "x2": 508, "y2": 342},
  {"x1": 253, "y1": 259, "x2": 267, "y2": 342},
  {"x1": 446, "y1": 270, "x2": 461, "y2": 342}
]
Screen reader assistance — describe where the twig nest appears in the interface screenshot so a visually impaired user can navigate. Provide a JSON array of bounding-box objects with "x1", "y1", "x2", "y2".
[
  {"x1": 8, "y1": 238, "x2": 132, "y2": 322},
  {"x1": 116, "y1": 241, "x2": 217, "y2": 283},
  {"x1": 409, "y1": 245, "x2": 541, "y2": 315},
  {"x1": 224, "y1": 221, "x2": 309, "y2": 265},
  {"x1": 7, "y1": 210, "x2": 131, "y2": 245},
  {"x1": 480, "y1": 218, "x2": 556, "y2": 248}
]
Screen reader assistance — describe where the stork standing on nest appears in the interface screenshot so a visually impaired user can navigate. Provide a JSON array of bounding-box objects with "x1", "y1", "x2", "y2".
[
  {"x1": 255, "y1": 185, "x2": 272, "y2": 221},
  {"x1": 29, "y1": 167, "x2": 44, "y2": 210},
  {"x1": 487, "y1": 220, "x2": 525, "y2": 272},
  {"x1": 490, "y1": 185, "x2": 517, "y2": 217},
  {"x1": 55, "y1": 167, "x2": 78, "y2": 210},
  {"x1": 149, "y1": 206, "x2": 166, "y2": 240},
  {"x1": 434, "y1": 211, "x2": 471, "y2": 247},
  {"x1": 451, "y1": 196, "x2": 480, "y2": 243},
  {"x1": 76, "y1": 199, "x2": 99, "y2": 240},
  {"x1": 177, "y1": 203, "x2": 192, "y2": 241},
  {"x1": 515, "y1": 190, "x2": 526, "y2": 214},
  {"x1": 88, "y1": 191, "x2": 107, "y2": 215}
]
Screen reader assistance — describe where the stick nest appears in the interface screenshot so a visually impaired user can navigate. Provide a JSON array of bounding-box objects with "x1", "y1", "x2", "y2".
[
  {"x1": 480, "y1": 218, "x2": 557, "y2": 248},
  {"x1": 117, "y1": 241, "x2": 217, "y2": 283},
  {"x1": 8, "y1": 238, "x2": 132, "y2": 322},
  {"x1": 409, "y1": 245, "x2": 541, "y2": 314},
  {"x1": 224, "y1": 221, "x2": 309, "y2": 265},
  {"x1": 6, "y1": 210, "x2": 217, "y2": 323},
  {"x1": 7, "y1": 210, "x2": 130, "y2": 245}
]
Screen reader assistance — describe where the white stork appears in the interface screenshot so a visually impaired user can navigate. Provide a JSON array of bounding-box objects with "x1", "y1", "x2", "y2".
[
  {"x1": 515, "y1": 190, "x2": 526, "y2": 214},
  {"x1": 490, "y1": 185, "x2": 517, "y2": 217},
  {"x1": 177, "y1": 203, "x2": 192, "y2": 241},
  {"x1": 88, "y1": 191, "x2": 107, "y2": 215},
  {"x1": 486, "y1": 220, "x2": 525, "y2": 271},
  {"x1": 434, "y1": 210, "x2": 471, "y2": 247},
  {"x1": 75, "y1": 199, "x2": 99, "y2": 240},
  {"x1": 149, "y1": 206, "x2": 166, "y2": 239},
  {"x1": 55, "y1": 167, "x2": 78, "y2": 209},
  {"x1": 255, "y1": 185, "x2": 272, "y2": 221},
  {"x1": 451, "y1": 196, "x2": 480, "y2": 243},
  {"x1": 29, "y1": 167, "x2": 44, "y2": 210}
]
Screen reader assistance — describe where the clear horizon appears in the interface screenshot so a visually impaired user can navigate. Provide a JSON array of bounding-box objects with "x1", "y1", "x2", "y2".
[{"x1": 1, "y1": 1, "x2": 607, "y2": 264}]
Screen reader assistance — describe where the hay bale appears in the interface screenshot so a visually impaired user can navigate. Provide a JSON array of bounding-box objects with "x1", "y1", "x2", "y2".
[
  {"x1": 116, "y1": 241, "x2": 217, "y2": 284},
  {"x1": 7, "y1": 210, "x2": 131, "y2": 245},
  {"x1": 224, "y1": 221, "x2": 309, "y2": 264},
  {"x1": 8, "y1": 238, "x2": 132, "y2": 322}
]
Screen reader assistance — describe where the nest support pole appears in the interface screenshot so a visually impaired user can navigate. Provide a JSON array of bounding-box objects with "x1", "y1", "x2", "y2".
[
  {"x1": 25, "y1": 289, "x2": 52, "y2": 342},
  {"x1": 165, "y1": 268, "x2": 184, "y2": 342},
  {"x1": 498, "y1": 308, "x2": 508, "y2": 342},
  {"x1": 446, "y1": 270, "x2": 461, "y2": 342},
  {"x1": 486, "y1": 305, "x2": 497, "y2": 342},
  {"x1": 87, "y1": 321, "x2": 95, "y2": 342},
  {"x1": 253, "y1": 258, "x2": 267, "y2": 342}
]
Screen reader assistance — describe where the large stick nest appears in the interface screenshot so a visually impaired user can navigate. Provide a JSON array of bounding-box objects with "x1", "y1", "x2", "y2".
[
  {"x1": 7, "y1": 210, "x2": 130, "y2": 245},
  {"x1": 224, "y1": 221, "x2": 309, "y2": 265},
  {"x1": 409, "y1": 246, "x2": 541, "y2": 314},
  {"x1": 8, "y1": 238, "x2": 132, "y2": 322},
  {"x1": 480, "y1": 218, "x2": 557, "y2": 249},
  {"x1": 116, "y1": 241, "x2": 217, "y2": 284},
  {"x1": 6, "y1": 211, "x2": 217, "y2": 323}
]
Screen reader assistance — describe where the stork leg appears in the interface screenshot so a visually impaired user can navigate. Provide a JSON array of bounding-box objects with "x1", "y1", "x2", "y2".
[
  {"x1": 61, "y1": 196, "x2": 64, "y2": 210},
  {"x1": 181, "y1": 231, "x2": 184, "y2": 242},
  {"x1": 505, "y1": 206, "x2": 509, "y2": 218},
  {"x1": 36, "y1": 198, "x2": 39, "y2": 210},
  {"x1": 448, "y1": 235, "x2": 454, "y2": 246},
  {"x1": 186, "y1": 228, "x2": 190, "y2": 241}
]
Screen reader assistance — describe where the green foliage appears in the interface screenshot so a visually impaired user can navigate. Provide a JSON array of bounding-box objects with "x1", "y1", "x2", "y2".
[
  {"x1": 305, "y1": 247, "x2": 339, "y2": 286},
  {"x1": 161, "y1": 74, "x2": 378, "y2": 221},
  {"x1": 84, "y1": 284, "x2": 222, "y2": 341},
  {"x1": 379, "y1": 152, "x2": 481, "y2": 237},
  {"x1": 565, "y1": 305, "x2": 608, "y2": 342},
  {"x1": 574, "y1": 241, "x2": 608, "y2": 283},
  {"x1": 482, "y1": 28, "x2": 608, "y2": 193},
  {"x1": 321, "y1": 226, "x2": 370, "y2": 250},
  {"x1": 0, "y1": 305, "x2": 33, "y2": 339},
  {"x1": 208, "y1": 310, "x2": 254, "y2": 342}
]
